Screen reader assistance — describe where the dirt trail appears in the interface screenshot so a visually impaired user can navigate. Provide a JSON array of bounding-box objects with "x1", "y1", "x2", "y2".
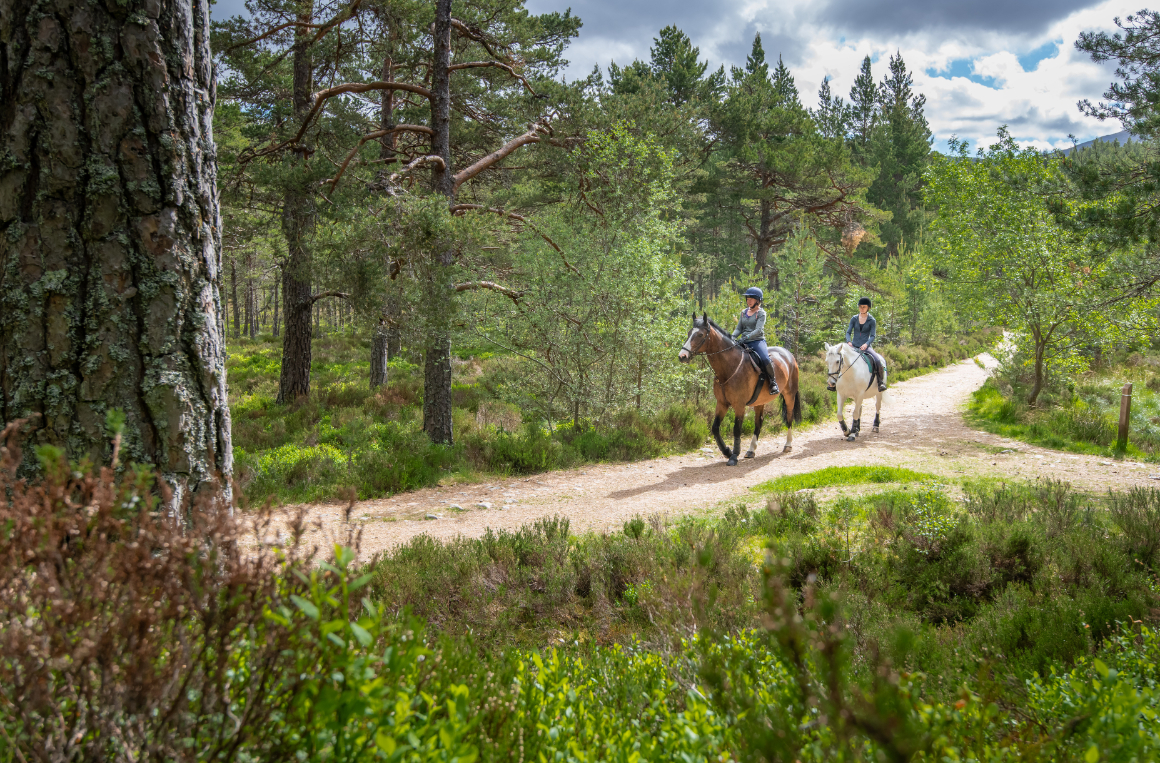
[{"x1": 272, "y1": 355, "x2": 1160, "y2": 556}]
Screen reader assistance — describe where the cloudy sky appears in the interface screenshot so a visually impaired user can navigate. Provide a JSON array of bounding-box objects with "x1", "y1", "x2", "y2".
[
  {"x1": 525, "y1": 0, "x2": 1137, "y2": 151},
  {"x1": 210, "y1": 0, "x2": 1140, "y2": 151}
]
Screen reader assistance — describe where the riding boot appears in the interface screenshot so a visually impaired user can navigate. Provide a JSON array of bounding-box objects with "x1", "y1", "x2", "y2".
[
  {"x1": 876, "y1": 357, "x2": 888, "y2": 392},
  {"x1": 761, "y1": 360, "x2": 780, "y2": 395}
]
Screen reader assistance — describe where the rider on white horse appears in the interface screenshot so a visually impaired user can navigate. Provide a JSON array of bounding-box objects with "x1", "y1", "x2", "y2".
[
  {"x1": 827, "y1": 297, "x2": 887, "y2": 393},
  {"x1": 732, "y1": 287, "x2": 780, "y2": 396}
]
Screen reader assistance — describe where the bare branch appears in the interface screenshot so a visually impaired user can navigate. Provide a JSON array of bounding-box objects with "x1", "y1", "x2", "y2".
[
  {"x1": 389, "y1": 155, "x2": 446, "y2": 184},
  {"x1": 448, "y1": 61, "x2": 538, "y2": 96},
  {"x1": 325, "y1": 125, "x2": 436, "y2": 191},
  {"x1": 449, "y1": 18, "x2": 510, "y2": 61},
  {"x1": 453, "y1": 122, "x2": 549, "y2": 191},
  {"x1": 450, "y1": 204, "x2": 580, "y2": 275},
  {"x1": 309, "y1": 290, "x2": 350, "y2": 306},
  {"x1": 454, "y1": 281, "x2": 523, "y2": 303}
]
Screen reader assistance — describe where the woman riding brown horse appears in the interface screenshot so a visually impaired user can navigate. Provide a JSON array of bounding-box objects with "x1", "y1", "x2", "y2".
[{"x1": 678, "y1": 313, "x2": 802, "y2": 464}]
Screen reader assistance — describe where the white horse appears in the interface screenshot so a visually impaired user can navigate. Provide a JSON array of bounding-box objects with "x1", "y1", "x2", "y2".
[{"x1": 824, "y1": 342, "x2": 884, "y2": 442}]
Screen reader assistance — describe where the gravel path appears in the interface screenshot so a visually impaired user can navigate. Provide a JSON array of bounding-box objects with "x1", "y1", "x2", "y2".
[{"x1": 267, "y1": 354, "x2": 1160, "y2": 556}]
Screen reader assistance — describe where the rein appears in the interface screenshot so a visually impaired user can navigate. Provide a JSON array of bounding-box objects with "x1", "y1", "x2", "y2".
[
  {"x1": 685, "y1": 327, "x2": 749, "y2": 385},
  {"x1": 827, "y1": 349, "x2": 869, "y2": 387}
]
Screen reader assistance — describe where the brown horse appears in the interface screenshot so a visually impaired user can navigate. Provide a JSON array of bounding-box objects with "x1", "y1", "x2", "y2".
[{"x1": 678, "y1": 313, "x2": 802, "y2": 465}]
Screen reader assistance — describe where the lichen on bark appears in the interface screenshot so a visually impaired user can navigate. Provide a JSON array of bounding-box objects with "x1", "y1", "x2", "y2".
[{"x1": 0, "y1": 0, "x2": 232, "y2": 502}]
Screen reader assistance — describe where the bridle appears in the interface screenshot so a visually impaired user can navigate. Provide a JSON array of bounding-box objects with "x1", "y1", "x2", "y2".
[
  {"x1": 827, "y1": 350, "x2": 854, "y2": 386},
  {"x1": 683, "y1": 325, "x2": 748, "y2": 385}
]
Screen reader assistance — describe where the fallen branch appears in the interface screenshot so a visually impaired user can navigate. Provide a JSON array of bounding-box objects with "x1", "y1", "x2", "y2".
[{"x1": 454, "y1": 281, "x2": 523, "y2": 303}]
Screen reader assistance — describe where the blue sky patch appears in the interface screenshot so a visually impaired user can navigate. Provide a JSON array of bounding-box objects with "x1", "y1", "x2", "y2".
[
  {"x1": 1017, "y1": 40, "x2": 1060, "y2": 71},
  {"x1": 926, "y1": 59, "x2": 999, "y2": 89}
]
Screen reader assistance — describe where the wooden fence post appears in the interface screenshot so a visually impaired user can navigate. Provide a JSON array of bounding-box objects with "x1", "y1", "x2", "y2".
[{"x1": 1118, "y1": 382, "x2": 1133, "y2": 451}]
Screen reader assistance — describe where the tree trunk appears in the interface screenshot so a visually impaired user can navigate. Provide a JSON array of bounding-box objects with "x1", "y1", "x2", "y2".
[
  {"x1": 422, "y1": 0, "x2": 456, "y2": 444},
  {"x1": 1028, "y1": 336, "x2": 1046, "y2": 406},
  {"x1": 0, "y1": 0, "x2": 233, "y2": 500},
  {"x1": 386, "y1": 278, "x2": 402, "y2": 359},
  {"x1": 272, "y1": 273, "x2": 280, "y2": 337},
  {"x1": 276, "y1": 4, "x2": 316, "y2": 404},
  {"x1": 230, "y1": 258, "x2": 241, "y2": 338},
  {"x1": 370, "y1": 320, "x2": 389, "y2": 389}
]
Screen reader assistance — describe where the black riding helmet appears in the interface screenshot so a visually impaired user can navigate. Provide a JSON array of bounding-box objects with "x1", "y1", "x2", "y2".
[
  {"x1": 858, "y1": 297, "x2": 872, "y2": 308},
  {"x1": 744, "y1": 287, "x2": 764, "y2": 302}
]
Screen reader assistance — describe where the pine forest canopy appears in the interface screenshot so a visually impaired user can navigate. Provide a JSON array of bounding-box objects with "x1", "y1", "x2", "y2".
[{"x1": 3, "y1": 0, "x2": 1160, "y2": 481}]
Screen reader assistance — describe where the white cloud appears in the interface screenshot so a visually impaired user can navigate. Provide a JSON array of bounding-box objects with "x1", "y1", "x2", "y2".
[{"x1": 531, "y1": 0, "x2": 1139, "y2": 149}]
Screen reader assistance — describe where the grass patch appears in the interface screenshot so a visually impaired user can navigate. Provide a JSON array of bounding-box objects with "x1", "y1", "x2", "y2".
[
  {"x1": 752, "y1": 465, "x2": 939, "y2": 493},
  {"x1": 967, "y1": 378, "x2": 1157, "y2": 459}
]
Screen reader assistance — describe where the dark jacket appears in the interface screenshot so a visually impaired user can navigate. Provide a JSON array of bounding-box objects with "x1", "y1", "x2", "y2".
[{"x1": 846, "y1": 314, "x2": 876, "y2": 348}]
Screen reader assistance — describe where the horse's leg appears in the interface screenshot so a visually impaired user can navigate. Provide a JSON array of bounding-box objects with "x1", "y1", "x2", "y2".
[
  {"x1": 848, "y1": 392, "x2": 864, "y2": 441},
  {"x1": 837, "y1": 388, "x2": 848, "y2": 436},
  {"x1": 746, "y1": 405, "x2": 764, "y2": 458},
  {"x1": 873, "y1": 389, "x2": 882, "y2": 432},
  {"x1": 712, "y1": 400, "x2": 731, "y2": 459},
  {"x1": 728, "y1": 407, "x2": 743, "y2": 466}
]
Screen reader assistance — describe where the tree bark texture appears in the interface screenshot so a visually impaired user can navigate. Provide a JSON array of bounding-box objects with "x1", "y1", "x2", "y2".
[
  {"x1": 230, "y1": 257, "x2": 240, "y2": 337},
  {"x1": 369, "y1": 319, "x2": 388, "y2": 389},
  {"x1": 271, "y1": 273, "x2": 279, "y2": 337},
  {"x1": 0, "y1": 0, "x2": 233, "y2": 499},
  {"x1": 423, "y1": 0, "x2": 455, "y2": 444},
  {"x1": 276, "y1": 5, "x2": 316, "y2": 404}
]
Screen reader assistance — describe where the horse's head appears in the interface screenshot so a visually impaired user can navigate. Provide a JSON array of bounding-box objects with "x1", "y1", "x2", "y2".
[
  {"x1": 823, "y1": 342, "x2": 844, "y2": 378},
  {"x1": 678, "y1": 313, "x2": 711, "y2": 363}
]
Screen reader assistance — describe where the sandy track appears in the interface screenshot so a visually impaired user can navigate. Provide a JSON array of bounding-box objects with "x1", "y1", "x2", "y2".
[{"x1": 271, "y1": 355, "x2": 1160, "y2": 556}]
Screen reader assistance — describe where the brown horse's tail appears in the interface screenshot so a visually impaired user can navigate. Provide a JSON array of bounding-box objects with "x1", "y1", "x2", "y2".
[
  {"x1": 780, "y1": 390, "x2": 802, "y2": 427},
  {"x1": 780, "y1": 359, "x2": 803, "y2": 427}
]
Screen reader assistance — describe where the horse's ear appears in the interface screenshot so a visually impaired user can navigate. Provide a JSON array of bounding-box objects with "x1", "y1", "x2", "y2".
[{"x1": 702, "y1": 312, "x2": 708, "y2": 321}]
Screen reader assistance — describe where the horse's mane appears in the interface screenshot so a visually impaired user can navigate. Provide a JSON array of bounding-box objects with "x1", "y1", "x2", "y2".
[{"x1": 700, "y1": 316, "x2": 737, "y2": 346}]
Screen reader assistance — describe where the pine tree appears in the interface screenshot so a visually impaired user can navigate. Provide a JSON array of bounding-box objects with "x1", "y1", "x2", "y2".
[
  {"x1": 772, "y1": 55, "x2": 798, "y2": 102},
  {"x1": 866, "y1": 52, "x2": 932, "y2": 256},
  {"x1": 649, "y1": 26, "x2": 709, "y2": 106},
  {"x1": 813, "y1": 77, "x2": 850, "y2": 140},
  {"x1": 849, "y1": 56, "x2": 878, "y2": 152},
  {"x1": 745, "y1": 33, "x2": 769, "y2": 80}
]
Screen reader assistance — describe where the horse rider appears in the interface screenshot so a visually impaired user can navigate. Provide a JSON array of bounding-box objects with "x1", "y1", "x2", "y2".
[
  {"x1": 731, "y1": 287, "x2": 780, "y2": 395},
  {"x1": 829, "y1": 297, "x2": 888, "y2": 392}
]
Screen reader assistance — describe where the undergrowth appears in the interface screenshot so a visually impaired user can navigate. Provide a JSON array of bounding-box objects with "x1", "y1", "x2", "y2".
[
  {"x1": 967, "y1": 349, "x2": 1160, "y2": 459},
  {"x1": 5, "y1": 428, "x2": 1159, "y2": 761}
]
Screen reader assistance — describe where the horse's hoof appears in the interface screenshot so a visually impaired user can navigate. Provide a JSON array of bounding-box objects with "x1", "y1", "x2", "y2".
[
  {"x1": 744, "y1": 451, "x2": 755, "y2": 459},
  {"x1": 846, "y1": 434, "x2": 857, "y2": 442},
  {"x1": 783, "y1": 445, "x2": 792, "y2": 453},
  {"x1": 872, "y1": 426, "x2": 879, "y2": 433},
  {"x1": 727, "y1": 457, "x2": 738, "y2": 466}
]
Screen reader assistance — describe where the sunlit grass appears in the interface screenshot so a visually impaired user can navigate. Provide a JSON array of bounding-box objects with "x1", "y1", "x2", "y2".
[{"x1": 752, "y1": 465, "x2": 939, "y2": 493}]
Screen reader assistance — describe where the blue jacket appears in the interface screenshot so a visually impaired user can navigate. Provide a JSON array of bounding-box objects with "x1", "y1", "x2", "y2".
[{"x1": 846, "y1": 314, "x2": 876, "y2": 348}]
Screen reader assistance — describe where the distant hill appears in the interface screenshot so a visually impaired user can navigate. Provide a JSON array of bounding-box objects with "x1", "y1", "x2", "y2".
[{"x1": 1060, "y1": 129, "x2": 1138, "y2": 154}]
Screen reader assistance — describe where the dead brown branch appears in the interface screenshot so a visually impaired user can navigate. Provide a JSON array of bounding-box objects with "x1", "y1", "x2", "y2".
[{"x1": 453, "y1": 280, "x2": 523, "y2": 303}]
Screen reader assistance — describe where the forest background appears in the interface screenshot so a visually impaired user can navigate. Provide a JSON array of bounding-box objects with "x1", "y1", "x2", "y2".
[{"x1": 209, "y1": 1, "x2": 1013, "y2": 503}]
